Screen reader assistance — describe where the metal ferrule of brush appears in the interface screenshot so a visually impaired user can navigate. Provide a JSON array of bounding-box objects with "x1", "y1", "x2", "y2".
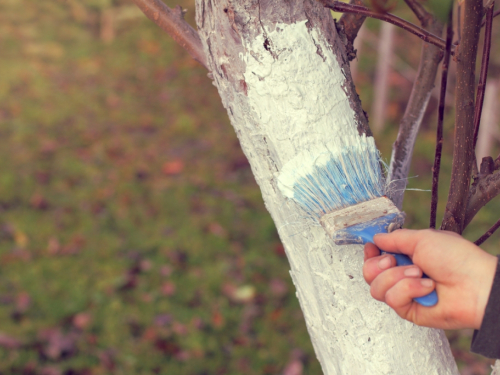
[{"x1": 320, "y1": 197, "x2": 405, "y2": 244}]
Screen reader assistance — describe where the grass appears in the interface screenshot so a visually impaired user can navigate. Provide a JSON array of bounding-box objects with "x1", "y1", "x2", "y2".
[{"x1": 0, "y1": 1, "x2": 498, "y2": 374}]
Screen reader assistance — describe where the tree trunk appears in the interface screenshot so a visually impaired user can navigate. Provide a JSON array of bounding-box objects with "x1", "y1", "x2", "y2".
[{"x1": 195, "y1": 1, "x2": 458, "y2": 373}]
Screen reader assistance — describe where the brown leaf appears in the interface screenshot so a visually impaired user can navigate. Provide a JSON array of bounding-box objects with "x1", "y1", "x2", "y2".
[
  {"x1": 161, "y1": 281, "x2": 176, "y2": 296},
  {"x1": 73, "y1": 312, "x2": 92, "y2": 330},
  {"x1": 30, "y1": 193, "x2": 49, "y2": 210},
  {"x1": 16, "y1": 292, "x2": 31, "y2": 312},
  {"x1": 207, "y1": 222, "x2": 226, "y2": 237},
  {"x1": 47, "y1": 237, "x2": 61, "y2": 255},
  {"x1": 274, "y1": 243, "x2": 286, "y2": 257},
  {"x1": 0, "y1": 333, "x2": 22, "y2": 349},
  {"x1": 162, "y1": 160, "x2": 184, "y2": 175},
  {"x1": 282, "y1": 360, "x2": 303, "y2": 375},
  {"x1": 212, "y1": 311, "x2": 224, "y2": 328},
  {"x1": 270, "y1": 278, "x2": 288, "y2": 298}
]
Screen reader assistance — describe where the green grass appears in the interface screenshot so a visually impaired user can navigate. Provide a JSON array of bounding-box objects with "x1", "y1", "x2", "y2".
[{"x1": 0, "y1": 1, "x2": 498, "y2": 374}]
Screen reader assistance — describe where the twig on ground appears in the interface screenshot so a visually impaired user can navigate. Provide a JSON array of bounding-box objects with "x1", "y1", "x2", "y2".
[
  {"x1": 132, "y1": 0, "x2": 208, "y2": 69},
  {"x1": 430, "y1": 8, "x2": 453, "y2": 229}
]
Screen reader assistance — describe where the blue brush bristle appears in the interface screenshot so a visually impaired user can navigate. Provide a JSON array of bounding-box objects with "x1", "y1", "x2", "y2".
[{"x1": 279, "y1": 136, "x2": 384, "y2": 219}]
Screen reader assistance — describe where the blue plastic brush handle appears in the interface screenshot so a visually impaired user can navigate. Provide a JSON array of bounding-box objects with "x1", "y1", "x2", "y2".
[{"x1": 357, "y1": 226, "x2": 438, "y2": 307}]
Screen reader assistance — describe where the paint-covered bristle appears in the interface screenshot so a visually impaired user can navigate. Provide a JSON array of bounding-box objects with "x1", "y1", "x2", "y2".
[{"x1": 277, "y1": 135, "x2": 384, "y2": 219}]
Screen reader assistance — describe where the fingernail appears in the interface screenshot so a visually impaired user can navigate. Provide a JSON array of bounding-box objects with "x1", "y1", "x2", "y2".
[
  {"x1": 404, "y1": 267, "x2": 420, "y2": 277},
  {"x1": 378, "y1": 256, "x2": 391, "y2": 270},
  {"x1": 421, "y1": 279, "x2": 434, "y2": 288},
  {"x1": 374, "y1": 233, "x2": 388, "y2": 238}
]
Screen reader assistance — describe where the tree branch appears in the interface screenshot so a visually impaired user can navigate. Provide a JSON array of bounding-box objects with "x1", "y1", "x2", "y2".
[
  {"x1": 132, "y1": 0, "x2": 208, "y2": 69},
  {"x1": 475, "y1": 218, "x2": 500, "y2": 245},
  {"x1": 430, "y1": 8, "x2": 453, "y2": 229},
  {"x1": 472, "y1": 1, "x2": 494, "y2": 152},
  {"x1": 481, "y1": 9, "x2": 500, "y2": 27},
  {"x1": 320, "y1": 0, "x2": 447, "y2": 50},
  {"x1": 338, "y1": 0, "x2": 367, "y2": 49},
  {"x1": 403, "y1": 0, "x2": 433, "y2": 25},
  {"x1": 387, "y1": 17, "x2": 443, "y2": 209},
  {"x1": 465, "y1": 170, "x2": 500, "y2": 228},
  {"x1": 441, "y1": 0, "x2": 483, "y2": 234}
]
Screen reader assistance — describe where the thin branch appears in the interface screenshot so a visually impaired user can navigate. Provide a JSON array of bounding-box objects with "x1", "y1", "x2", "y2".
[
  {"x1": 386, "y1": 14, "x2": 443, "y2": 209},
  {"x1": 404, "y1": 0, "x2": 433, "y2": 26},
  {"x1": 481, "y1": 9, "x2": 500, "y2": 27},
  {"x1": 472, "y1": 2, "x2": 494, "y2": 151},
  {"x1": 132, "y1": 0, "x2": 208, "y2": 69},
  {"x1": 475, "y1": 218, "x2": 500, "y2": 245},
  {"x1": 320, "y1": 0, "x2": 447, "y2": 50},
  {"x1": 441, "y1": 0, "x2": 483, "y2": 234},
  {"x1": 338, "y1": 0, "x2": 367, "y2": 49},
  {"x1": 430, "y1": 8, "x2": 453, "y2": 229}
]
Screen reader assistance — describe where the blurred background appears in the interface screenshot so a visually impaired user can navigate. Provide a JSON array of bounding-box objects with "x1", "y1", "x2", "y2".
[{"x1": 0, "y1": 0, "x2": 499, "y2": 374}]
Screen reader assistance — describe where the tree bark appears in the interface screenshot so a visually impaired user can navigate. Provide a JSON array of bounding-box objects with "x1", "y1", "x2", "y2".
[
  {"x1": 441, "y1": 0, "x2": 483, "y2": 233},
  {"x1": 195, "y1": 0, "x2": 457, "y2": 373}
]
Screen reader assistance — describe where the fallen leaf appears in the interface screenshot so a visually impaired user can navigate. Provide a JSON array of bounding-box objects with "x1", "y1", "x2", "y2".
[
  {"x1": 162, "y1": 160, "x2": 184, "y2": 175},
  {"x1": 47, "y1": 237, "x2": 61, "y2": 255},
  {"x1": 0, "y1": 333, "x2": 22, "y2": 349},
  {"x1": 30, "y1": 193, "x2": 49, "y2": 210},
  {"x1": 212, "y1": 311, "x2": 224, "y2": 328},
  {"x1": 161, "y1": 281, "x2": 176, "y2": 296},
  {"x1": 73, "y1": 312, "x2": 92, "y2": 330},
  {"x1": 207, "y1": 222, "x2": 226, "y2": 237}
]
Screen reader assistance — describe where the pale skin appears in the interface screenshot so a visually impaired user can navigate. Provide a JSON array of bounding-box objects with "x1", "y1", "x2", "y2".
[{"x1": 363, "y1": 229, "x2": 498, "y2": 330}]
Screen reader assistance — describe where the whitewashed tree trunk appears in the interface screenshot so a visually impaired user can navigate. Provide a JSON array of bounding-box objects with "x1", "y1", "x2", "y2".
[{"x1": 195, "y1": 1, "x2": 458, "y2": 373}]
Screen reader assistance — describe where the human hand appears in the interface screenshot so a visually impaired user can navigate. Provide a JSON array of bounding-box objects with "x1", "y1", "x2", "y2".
[{"x1": 363, "y1": 229, "x2": 497, "y2": 330}]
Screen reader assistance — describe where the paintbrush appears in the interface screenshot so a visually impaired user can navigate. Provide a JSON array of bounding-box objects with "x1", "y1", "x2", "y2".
[{"x1": 277, "y1": 134, "x2": 438, "y2": 307}]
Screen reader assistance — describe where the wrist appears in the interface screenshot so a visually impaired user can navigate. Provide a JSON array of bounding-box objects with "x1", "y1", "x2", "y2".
[{"x1": 473, "y1": 254, "x2": 498, "y2": 329}]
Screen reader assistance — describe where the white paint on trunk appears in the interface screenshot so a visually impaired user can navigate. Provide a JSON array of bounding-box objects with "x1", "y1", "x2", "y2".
[
  {"x1": 199, "y1": 16, "x2": 458, "y2": 374},
  {"x1": 241, "y1": 21, "x2": 360, "y2": 162}
]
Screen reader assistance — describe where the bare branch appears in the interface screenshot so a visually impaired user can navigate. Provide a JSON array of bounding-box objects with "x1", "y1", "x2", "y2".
[
  {"x1": 403, "y1": 0, "x2": 433, "y2": 26},
  {"x1": 441, "y1": 0, "x2": 483, "y2": 234},
  {"x1": 472, "y1": 2, "x2": 494, "y2": 151},
  {"x1": 430, "y1": 8, "x2": 453, "y2": 229},
  {"x1": 464, "y1": 169, "x2": 500, "y2": 229},
  {"x1": 481, "y1": 9, "x2": 500, "y2": 27},
  {"x1": 132, "y1": 0, "x2": 208, "y2": 69},
  {"x1": 320, "y1": 0, "x2": 447, "y2": 50},
  {"x1": 387, "y1": 17, "x2": 443, "y2": 209},
  {"x1": 338, "y1": 0, "x2": 367, "y2": 49},
  {"x1": 475, "y1": 218, "x2": 500, "y2": 245}
]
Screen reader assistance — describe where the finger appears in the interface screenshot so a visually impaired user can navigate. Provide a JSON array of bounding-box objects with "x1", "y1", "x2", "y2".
[
  {"x1": 374, "y1": 229, "x2": 471, "y2": 266},
  {"x1": 370, "y1": 265, "x2": 422, "y2": 301},
  {"x1": 364, "y1": 242, "x2": 380, "y2": 261},
  {"x1": 385, "y1": 278, "x2": 435, "y2": 320},
  {"x1": 363, "y1": 254, "x2": 396, "y2": 285},
  {"x1": 373, "y1": 229, "x2": 421, "y2": 255}
]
